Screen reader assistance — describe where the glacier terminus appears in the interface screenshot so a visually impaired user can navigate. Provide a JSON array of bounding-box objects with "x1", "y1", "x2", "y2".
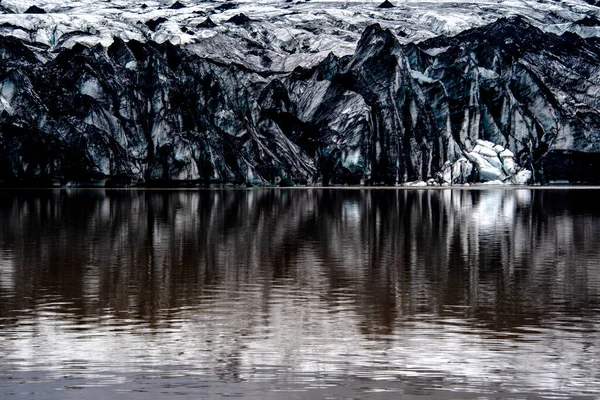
[{"x1": 1, "y1": 0, "x2": 600, "y2": 186}]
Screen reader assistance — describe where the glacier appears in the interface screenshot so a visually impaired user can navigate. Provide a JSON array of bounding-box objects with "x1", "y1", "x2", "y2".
[{"x1": 1, "y1": 0, "x2": 600, "y2": 186}]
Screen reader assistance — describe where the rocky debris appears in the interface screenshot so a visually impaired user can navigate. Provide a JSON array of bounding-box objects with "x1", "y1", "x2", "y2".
[
  {"x1": 24, "y1": 6, "x2": 46, "y2": 14},
  {"x1": 226, "y1": 14, "x2": 251, "y2": 26},
  {"x1": 145, "y1": 17, "x2": 168, "y2": 32},
  {"x1": 180, "y1": 26, "x2": 194, "y2": 35},
  {"x1": 169, "y1": 1, "x2": 186, "y2": 10},
  {"x1": 198, "y1": 17, "x2": 217, "y2": 29},
  {"x1": 378, "y1": 0, "x2": 395, "y2": 9}
]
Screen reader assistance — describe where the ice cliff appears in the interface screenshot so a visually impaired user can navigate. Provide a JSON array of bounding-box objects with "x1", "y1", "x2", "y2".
[{"x1": 1, "y1": 1, "x2": 600, "y2": 186}]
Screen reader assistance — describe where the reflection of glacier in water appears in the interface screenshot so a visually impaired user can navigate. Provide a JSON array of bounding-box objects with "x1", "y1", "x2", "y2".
[{"x1": 0, "y1": 189, "x2": 599, "y2": 399}]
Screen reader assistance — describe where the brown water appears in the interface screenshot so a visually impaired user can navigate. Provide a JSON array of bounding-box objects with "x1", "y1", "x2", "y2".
[{"x1": 0, "y1": 188, "x2": 599, "y2": 399}]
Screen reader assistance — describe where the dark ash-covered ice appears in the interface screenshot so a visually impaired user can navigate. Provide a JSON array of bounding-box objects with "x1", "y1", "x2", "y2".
[{"x1": 1, "y1": 15, "x2": 600, "y2": 186}]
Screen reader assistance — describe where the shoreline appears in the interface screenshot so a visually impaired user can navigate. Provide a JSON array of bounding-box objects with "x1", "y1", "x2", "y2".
[{"x1": 2, "y1": 185, "x2": 600, "y2": 191}]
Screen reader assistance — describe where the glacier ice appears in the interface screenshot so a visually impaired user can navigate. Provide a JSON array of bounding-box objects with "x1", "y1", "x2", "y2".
[{"x1": 0, "y1": 1, "x2": 599, "y2": 186}]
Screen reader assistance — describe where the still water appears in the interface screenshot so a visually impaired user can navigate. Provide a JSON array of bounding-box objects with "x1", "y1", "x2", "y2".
[{"x1": 0, "y1": 188, "x2": 599, "y2": 399}]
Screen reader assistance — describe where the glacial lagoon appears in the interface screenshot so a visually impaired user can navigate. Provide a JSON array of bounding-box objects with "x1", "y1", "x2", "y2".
[{"x1": 0, "y1": 188, "x2": 599, "y2": 399}]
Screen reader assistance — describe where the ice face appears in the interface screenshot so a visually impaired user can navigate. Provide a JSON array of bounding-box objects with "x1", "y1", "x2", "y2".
[{"x1": 0, "y1": 1, "x2": 598, "y2": 186}]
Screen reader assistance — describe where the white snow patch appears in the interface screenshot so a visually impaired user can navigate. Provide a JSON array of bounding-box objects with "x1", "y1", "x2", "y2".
[
  {"x1": 423, "y1": 46, "x2": 450, "y2": 56},
  {"x1": 476, "y1": 139, "x2": 496, "y2": 149},
  {"x1": 0, "y1": 0, "x2": 596, "y2": 74},
  {"x1": 404, "y1": 180, "x2": 428, "y2": 187},
  {"x1": 79, "y1": 78, "x2": 102, "y2": 99},
  {"x1": 342, "y1": 149, "x2": 361, "y2": 167},
  {"x1": 513, "y1": 169, "x2": 532, "y2": 185},
  {"x1": 125, "y1": 61, "x2": 137, "y2": 70},
  {"x1": 472, "y1": 144, "x2": 497, "y2": 158},
  {"x1": 0, "y1": 95, "x2": 14, "y2": 115},
  {"x1": 499, "y1": 149, "x2": 514, "y2": 158},
  {"x1": 409, "y1": 98, "x2": 418, "y2": 127},
  {"x1": 410, "y1": 70, "x2": 436, "y2": 84},
  {"x1": 199, "y1": 30, "x2": 218, "y2": 39},
  {"x1": 477, "y1": 67, "x2": 499, "y2": 80},
  {"x1": 0, "y1": 80, "x2": 16, "y2": 103}
]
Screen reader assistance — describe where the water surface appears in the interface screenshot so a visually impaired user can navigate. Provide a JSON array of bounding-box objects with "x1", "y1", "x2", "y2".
[{"x1": 0, "y1": 188, "x2": 599, "y2": 399}]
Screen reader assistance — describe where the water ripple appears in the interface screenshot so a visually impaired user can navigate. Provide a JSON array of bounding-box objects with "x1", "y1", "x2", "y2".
[{"x1": 0, "y1": 189, "x2": 599, "y2": 398}]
